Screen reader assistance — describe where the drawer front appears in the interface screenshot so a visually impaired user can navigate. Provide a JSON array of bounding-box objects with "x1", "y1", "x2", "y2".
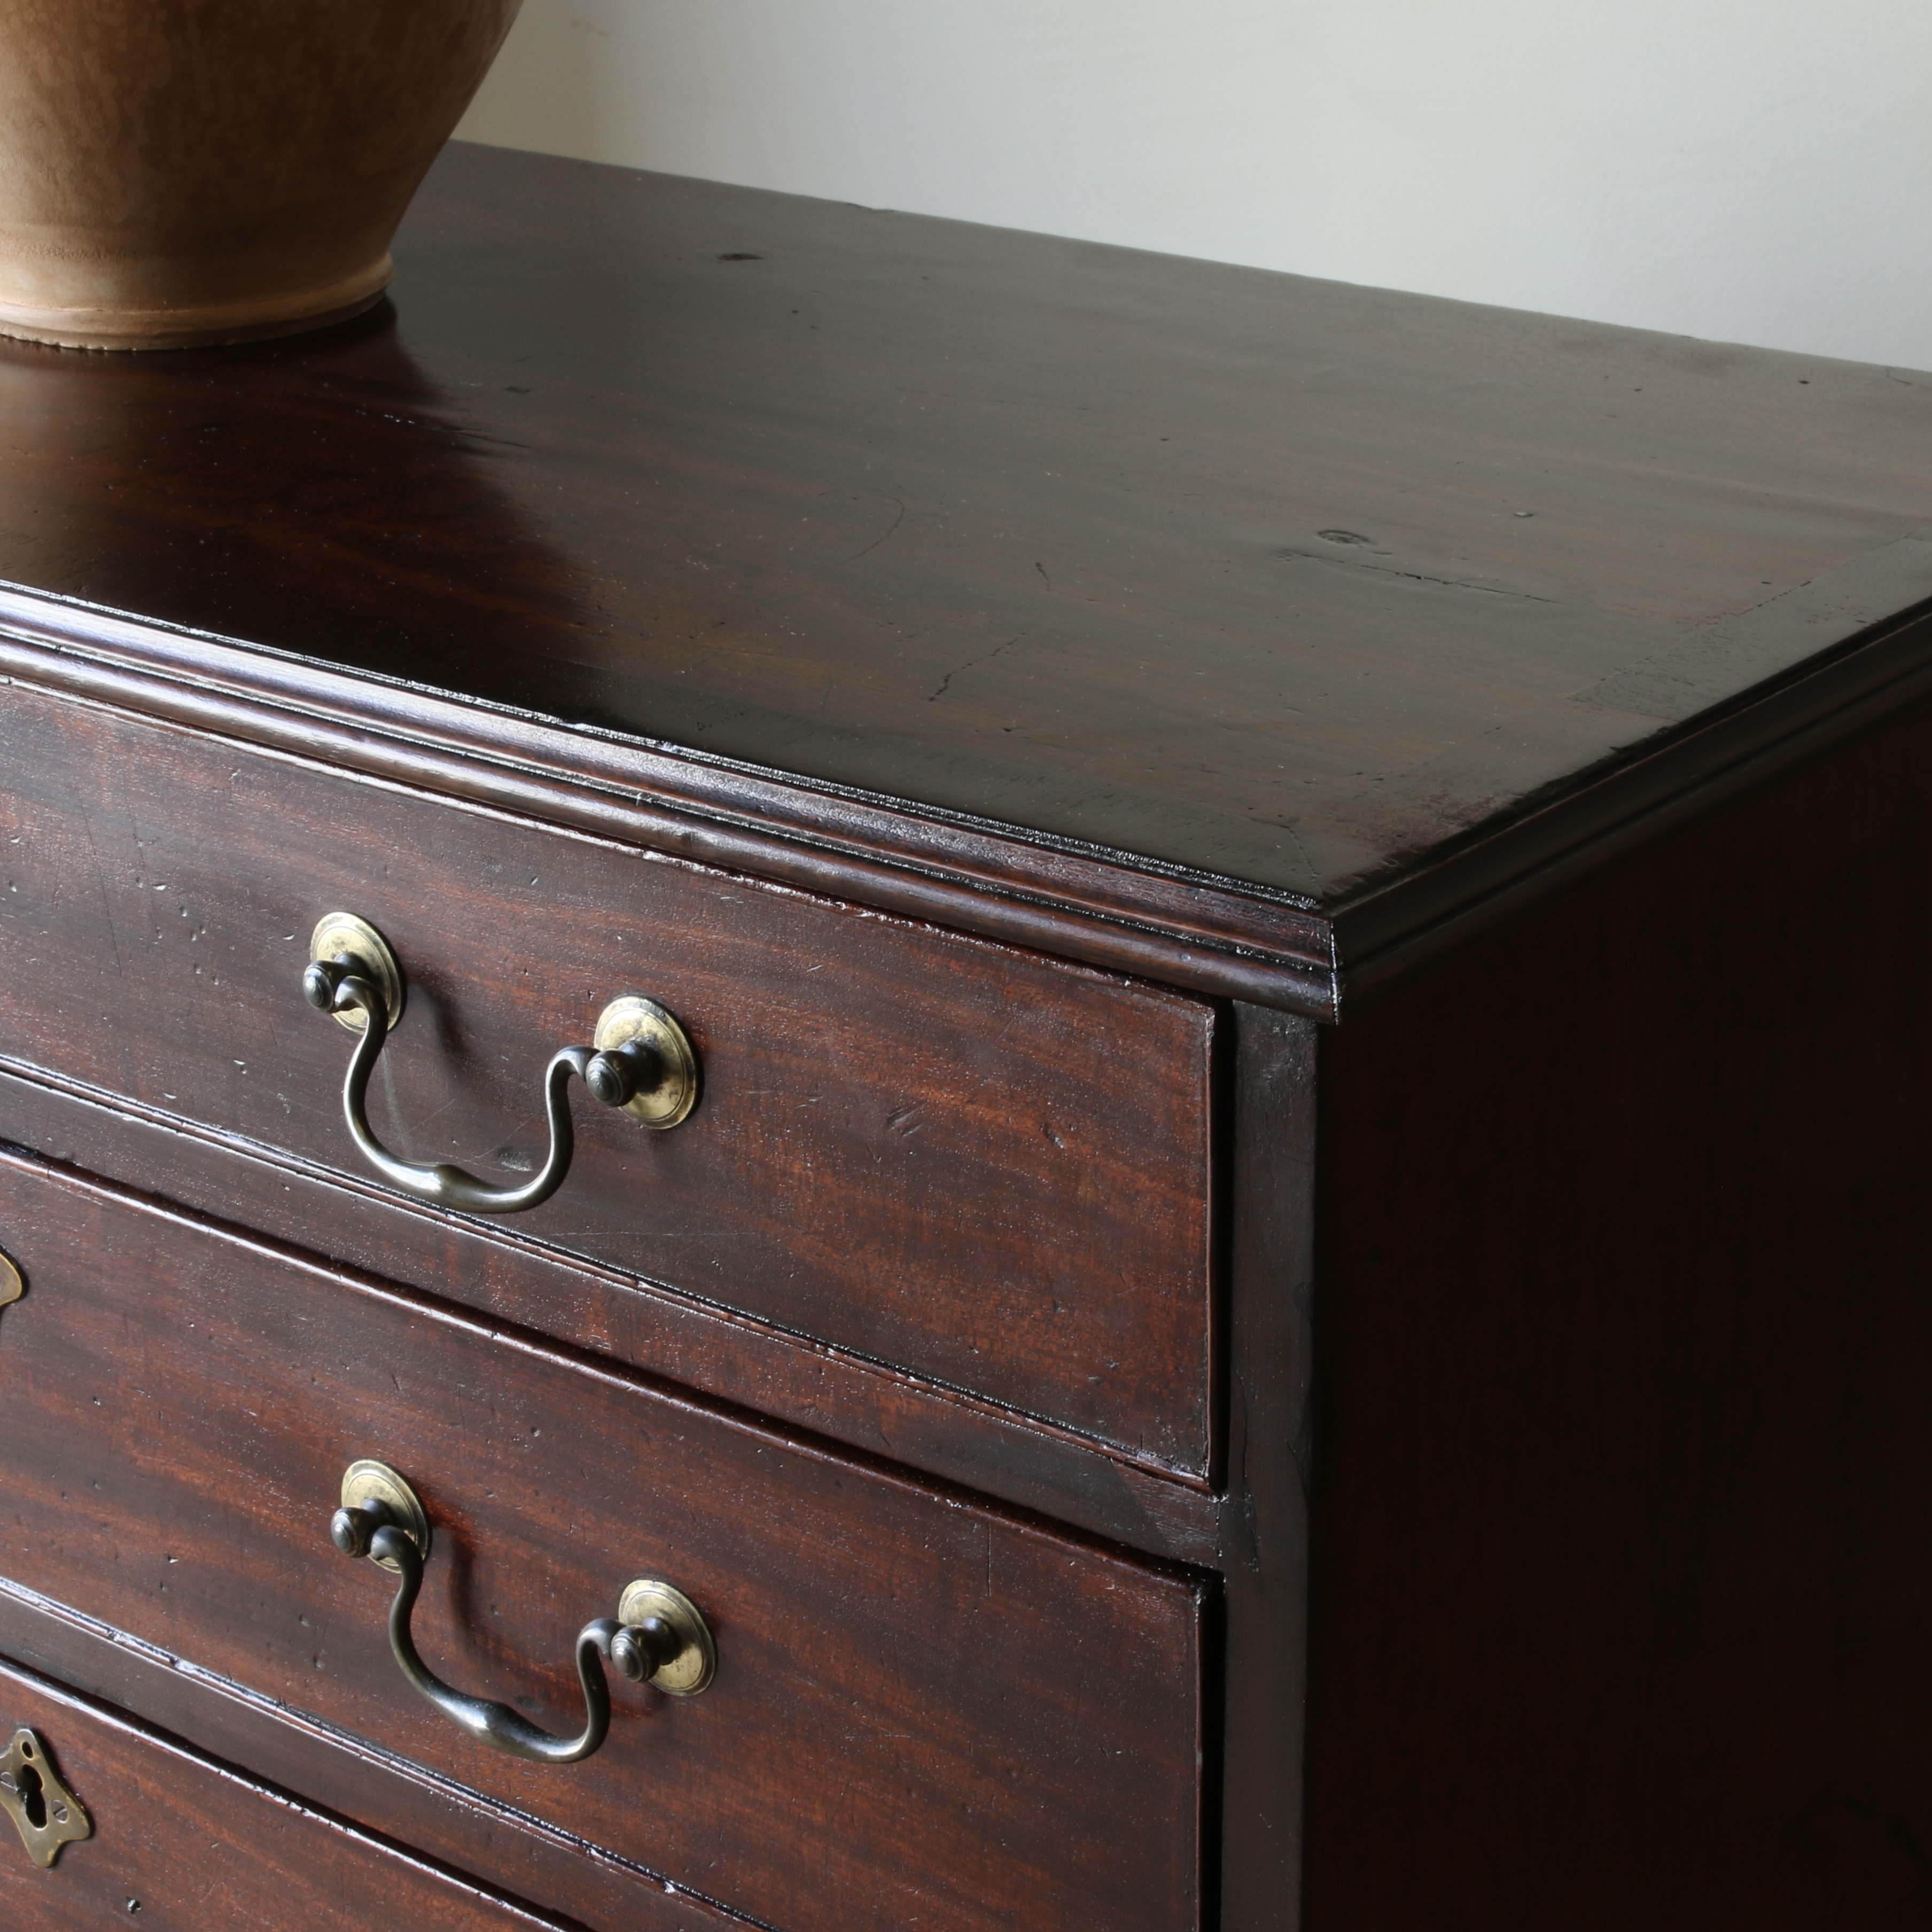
[
  {"x1": 0, "y1": 1153, "x2": 1208, "y2": 1932},
  {"x1": 0, "y1": 1664, "x2": 562, "y2": 1929},
  {"x1": 0, "y1": 683, "x2": 1214, "y2": 1474}
]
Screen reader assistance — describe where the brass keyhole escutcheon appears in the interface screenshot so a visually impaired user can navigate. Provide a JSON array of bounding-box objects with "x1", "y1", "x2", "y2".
[
  {"x1": 0, "y1": 1248, "x2": 21, "y2": 1318},
  {"x1": 0, "y1": 1729, "x2": 90, "y2": 1868}
]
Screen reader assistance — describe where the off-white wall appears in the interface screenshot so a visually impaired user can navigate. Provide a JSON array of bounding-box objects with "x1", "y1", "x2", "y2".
[{"x1": 456, "y1": 0, "x2": 1932, "y2": 371}]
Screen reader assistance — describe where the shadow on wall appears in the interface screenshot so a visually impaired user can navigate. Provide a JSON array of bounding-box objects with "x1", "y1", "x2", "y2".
[
  {"x1": 456, "y1": 0, "x2": 1932, "y2": 371},
  {"x1": 459, "y1": 0, "x2": 649, "y2": 177}
]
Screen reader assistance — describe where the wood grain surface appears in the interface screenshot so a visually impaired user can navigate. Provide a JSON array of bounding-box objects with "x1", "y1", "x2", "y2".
[
  {"x1": 0, "y1": 1060, "x2": 1222, "y2": 1565},
  {"x1": 2, "y1": 122, "x2": 1924, "y2": 1932},
  {"x1": 0, "y1": 1659, "x2": 572, "y2": 1929},
  {"x1": 1217, "y1": 1007, "x2": 1316, "y2": 1932},
  {"x1": 0, "y1": 1150, "x2": 1208, "y2": 1932},
  {"x1": 1304, "y1": 690, "x2": 1932, "y2": 1928},
  {"x1": 0, "y1": 1579, "x2": 759, "y2": 1932},
  {"x1": 1, "y1": 142, "x2": 1929, "y2": 908},
  {"x1": 0, "y1": 680, "x2": 1216, "y2": 1475},
  {"x1": 0, "y1": 596, "x2": 1339, "y2": 1016}
]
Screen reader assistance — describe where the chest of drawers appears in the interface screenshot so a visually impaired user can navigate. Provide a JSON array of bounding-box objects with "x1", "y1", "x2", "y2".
[{"x1": 0, "y1": 142, "x2": 1928, "y2": 1930}]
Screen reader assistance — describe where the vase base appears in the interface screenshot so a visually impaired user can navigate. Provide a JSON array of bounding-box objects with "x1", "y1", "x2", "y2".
[{"x1": 0, "y1": 258, "x2": 393, "y2": 353}]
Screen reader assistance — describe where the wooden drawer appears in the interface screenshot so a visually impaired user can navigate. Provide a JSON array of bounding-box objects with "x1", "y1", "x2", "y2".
[
  {"x1": 0, "y1": 682, "x2": 1215, "y2": 1476},
  {"x1": 0, "y1": 1663, "x2": 564, "y2": 1929},
  {"x1": 0, "y1": 1150, "x2": 1208, "y2": 1932}
]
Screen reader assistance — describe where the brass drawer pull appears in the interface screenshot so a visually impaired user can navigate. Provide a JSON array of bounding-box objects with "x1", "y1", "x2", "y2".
[
  {"x1": 330, "y1": 1460, "x2": 715, "y2": 1766},
  {"x1": 302, "y1": 912, "x2": 698, "y2": 1216}
]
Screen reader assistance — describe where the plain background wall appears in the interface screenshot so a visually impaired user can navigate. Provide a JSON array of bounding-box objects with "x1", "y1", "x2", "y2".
[{"x1": 455, "y1": 0, "x2": 1932, "y2": 372}]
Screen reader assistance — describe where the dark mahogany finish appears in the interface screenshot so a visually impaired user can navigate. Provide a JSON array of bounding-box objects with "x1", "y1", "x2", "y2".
[
  {"x1": 1303, "y1": 694, "x2": 1932, "y2": 1930},
  {"x1": 0, "y1": 680, "x2": 1214, "y2": 1475},
  {"x1": 0, "y1": 1585, "x2": 747, "y2": 1932},
  {"x1": 0, "y1": 1664, "x2": 571, "y2": 1929},
  {"x1": 2, "y1": 143, "x2": 1929, "y2": 1016},
  {"x1": 0, "y1": 1058, "x2": 1221, "y2": 1565},
  {"x1": 0, "y1": 137, "x2": 1928, "y2": 1932},
  {"x1": 0, "y1": 1151, "x2": 1206, "y2": 1932}
]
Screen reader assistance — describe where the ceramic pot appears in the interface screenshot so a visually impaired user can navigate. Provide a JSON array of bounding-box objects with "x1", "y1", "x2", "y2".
[{"x1": 0, "y1": 0, "x2": 525, "y2": 350}]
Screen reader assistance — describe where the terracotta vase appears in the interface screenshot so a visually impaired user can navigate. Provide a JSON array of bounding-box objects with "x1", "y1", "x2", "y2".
[{"x1": 0, "y1": 0, "x2": 525, "y2": 351}]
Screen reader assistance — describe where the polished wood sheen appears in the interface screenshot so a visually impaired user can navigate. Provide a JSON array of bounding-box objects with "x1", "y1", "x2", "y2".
[
  {"x1": 0, "y1": 1057, "x2": 1223, "y2": 1565},
  {"x1": 0, "y1": 1661, "x2": 567, "y2": 1927},
  {"x1": 0, "y1": 679, "x2": 1215, "y2": 1474},
  {"x1": 0, "y1": 1584, "x2": 750, "y2": 1932},
  {"x1": 0, "y1": 1150, "x2": 1207, "y2": 1932},
  {"x1": 1, "y1": 136, "x2": 1929, "y2": 1932},
  {"x1": 1, "y1": 142, "x2": 1929, "y2": 1011},
  {"x1": 1306, "y1": 693, "x2": 1932, "y2": 1928}
]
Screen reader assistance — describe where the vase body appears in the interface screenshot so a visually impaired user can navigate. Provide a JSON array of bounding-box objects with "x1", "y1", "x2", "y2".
[{"x1": 0, "y1": 0, "x2": 525, "y2": 350}]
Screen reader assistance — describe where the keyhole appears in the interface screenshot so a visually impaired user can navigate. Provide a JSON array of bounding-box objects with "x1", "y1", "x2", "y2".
[{"x1": 13, "y1": 1758, "x2": 45, "y2": 1829}]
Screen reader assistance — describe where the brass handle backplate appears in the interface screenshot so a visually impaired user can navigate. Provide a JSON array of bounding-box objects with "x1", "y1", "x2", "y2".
[
  {"x1": 330, "y1": 1461, "x2": 714, "y2": 1765},
  {"x1": 0, "y1": 1728, "x2": 90, "y2": 1868},
  {"x1": 302, "y1": 913, "x2": 699, "y2": 1216}
]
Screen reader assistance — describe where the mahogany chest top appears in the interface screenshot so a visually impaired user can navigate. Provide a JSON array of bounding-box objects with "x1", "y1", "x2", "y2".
[{"x1": 0, "y1": 140, "x2": 1927, "y2": 1931}]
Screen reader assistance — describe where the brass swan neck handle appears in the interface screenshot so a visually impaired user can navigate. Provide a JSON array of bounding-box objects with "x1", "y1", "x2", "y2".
[
  {"x1": 301, "y1": 912, "x2": 697, "y2": 1217},
  {"x1": 305, "y1": 959, "x2": 589, "y2": 1214},
  {"x1": 330, "y1": 1461, "x2": 714, "y2": 1767}
]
